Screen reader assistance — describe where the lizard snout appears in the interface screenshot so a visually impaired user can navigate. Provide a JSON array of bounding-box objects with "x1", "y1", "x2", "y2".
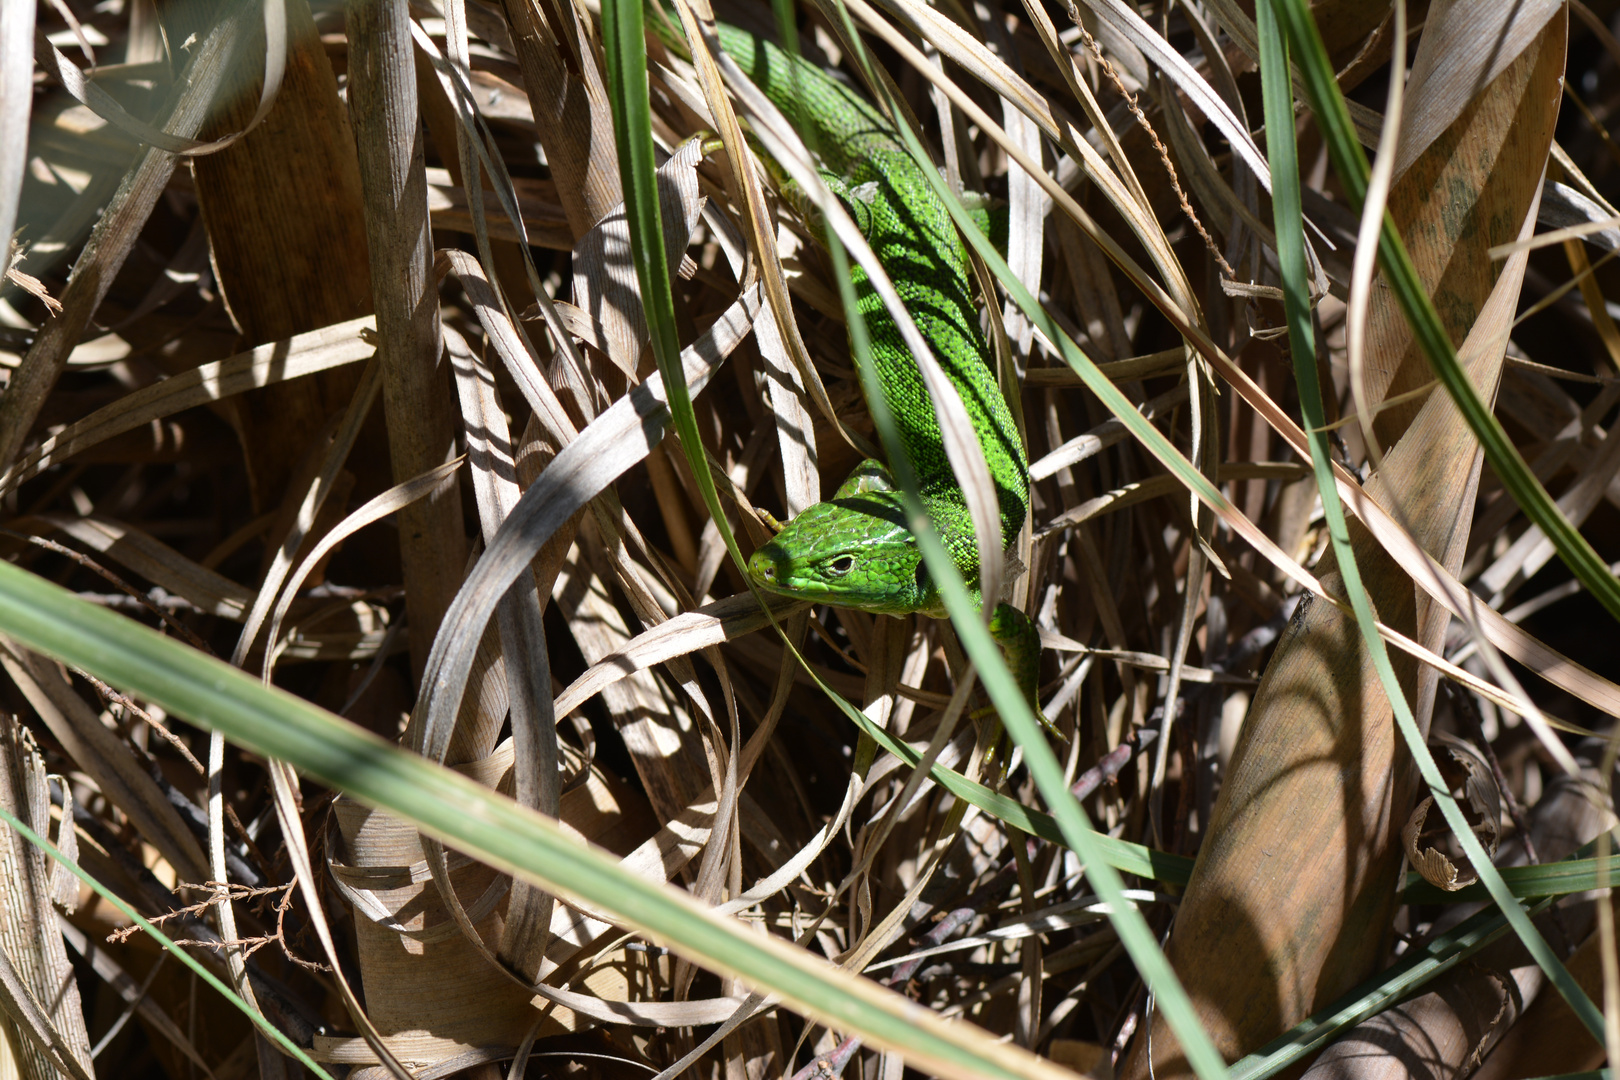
[{"x1": 748, "y1": 546, "x2": 783, "y2": 584}]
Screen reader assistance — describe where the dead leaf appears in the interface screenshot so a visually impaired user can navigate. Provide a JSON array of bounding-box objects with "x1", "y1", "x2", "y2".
[{"x1": 1404, "y1": 796, "x2": 1475, "y2": 892}]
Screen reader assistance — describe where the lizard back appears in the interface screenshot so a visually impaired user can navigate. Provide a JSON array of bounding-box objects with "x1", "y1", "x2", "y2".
[{"x1": 720, "y1": 27, "x2": 1029, "y2": 574}]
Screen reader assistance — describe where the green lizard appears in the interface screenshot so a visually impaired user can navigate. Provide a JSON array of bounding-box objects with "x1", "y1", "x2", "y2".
[{"x1": 716, "y1": 25, "x2": 1046, "y2": 724}]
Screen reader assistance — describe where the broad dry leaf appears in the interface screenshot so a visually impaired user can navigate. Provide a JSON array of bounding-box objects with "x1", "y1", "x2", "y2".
[{"x1": 1123, "y1": 9, "x2": 1566, "y2": 1075}]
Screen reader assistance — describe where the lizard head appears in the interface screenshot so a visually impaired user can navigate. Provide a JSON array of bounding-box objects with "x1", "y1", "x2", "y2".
[{"x1": 747, "y1": 489, "x2": 935, "y2": 616}]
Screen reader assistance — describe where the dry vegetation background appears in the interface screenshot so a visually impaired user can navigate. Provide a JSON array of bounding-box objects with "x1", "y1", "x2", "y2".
[{"x1": 2, "y1": 0, "x2": 1620, "y2": 1077}]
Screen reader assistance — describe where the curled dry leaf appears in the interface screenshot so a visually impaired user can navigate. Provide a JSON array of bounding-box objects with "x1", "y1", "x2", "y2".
[
  {"x1": 1402, "y1": 748, "x2": 1504, "y2": 893},
  {"x1": 1404, "y1": 796, "x2": 1474, "y2": 892}
]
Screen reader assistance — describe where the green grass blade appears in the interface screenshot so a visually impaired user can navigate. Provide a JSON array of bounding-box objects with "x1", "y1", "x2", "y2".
[
  {"x1": 1228, "y1": 898, "x2": 1556, "y2": 1080},
  {"x1": 602, "y1": 0, "x2": 749, "y2": 575},
  {"x1": 1256, "y1": 0, "x2": 1604, "y2": 1046},
  {"x1": 837, "y1": 694, "x2": 1195, "y2": 883},
  {"x1": 799, "y1": 9, "x2": 1228, "y2": 1076},
  {"x1": 0, "y1": 557, "x2": 1087, "y2": 1080}
]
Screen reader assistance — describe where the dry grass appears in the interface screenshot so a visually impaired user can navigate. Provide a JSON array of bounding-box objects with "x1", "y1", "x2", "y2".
[{"x1": 2, "y1": 0, "x2": 1620, "y2": 1078}]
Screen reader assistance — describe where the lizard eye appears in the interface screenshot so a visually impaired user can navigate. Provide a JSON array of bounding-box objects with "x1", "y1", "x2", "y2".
[{"x1": 825, "y1": 555, "x2": 856, "y2": 578}]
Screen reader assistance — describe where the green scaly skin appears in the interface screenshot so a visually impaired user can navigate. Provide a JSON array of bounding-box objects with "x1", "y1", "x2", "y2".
[{"x1": 721, "y1": 27, "x2": 1045, "y2": 723}]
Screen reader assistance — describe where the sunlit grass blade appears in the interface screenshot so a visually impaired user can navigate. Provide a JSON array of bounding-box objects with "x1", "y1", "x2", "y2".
[
  {"x1": 1255, "y1": 0, "x2": 1604, "y2": 1046},
  {"x1": 836, "y1": 690, "x2": 1196, "y2": 883},
  {"x1": 1403, "y1": 850, "x2": 1620, "y2": 905}
]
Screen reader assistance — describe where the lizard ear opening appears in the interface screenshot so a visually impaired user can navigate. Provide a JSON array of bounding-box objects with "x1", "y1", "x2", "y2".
[
  {"x1": 914, "y1": 561, "x2": 929, "y2": 596},
  {"x1": 826, "y1": 555, "x2": 856, "y2": 578}
]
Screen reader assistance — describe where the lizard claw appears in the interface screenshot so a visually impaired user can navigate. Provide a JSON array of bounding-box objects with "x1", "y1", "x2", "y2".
[{"x1": 968, "y1": 700, "x2": 1065, "y2": 741}]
